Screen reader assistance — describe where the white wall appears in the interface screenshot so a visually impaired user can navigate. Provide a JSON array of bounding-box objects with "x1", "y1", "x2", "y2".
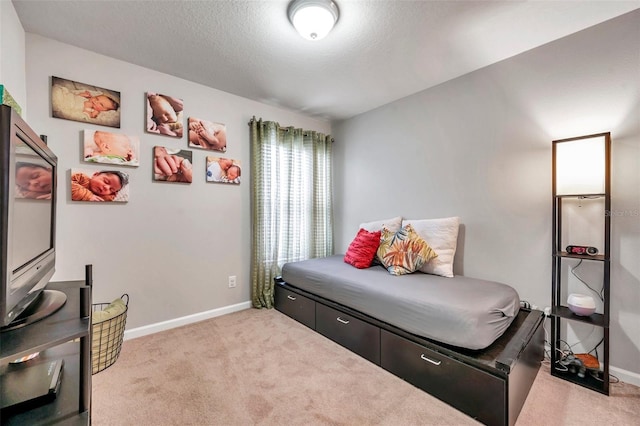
[
  {"x1": 332, "y1": 11, "x2": 639, "y2": 381},
  {"x1": 0, "y1": 0, "x2": 27, "y2": 114},
  {"x1": 24, "y1": 33, "x2": 330, "y2": 330}
]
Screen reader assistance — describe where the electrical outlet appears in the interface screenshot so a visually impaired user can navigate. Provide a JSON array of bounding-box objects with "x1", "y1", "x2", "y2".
[{"x1": 228, "y1": 275, "x2": 236, "y2": 288}]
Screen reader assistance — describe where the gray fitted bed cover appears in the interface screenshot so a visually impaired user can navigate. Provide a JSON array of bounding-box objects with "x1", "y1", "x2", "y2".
[{"x1": 281, "y1": 255, "x2": 520, "y2": 350}]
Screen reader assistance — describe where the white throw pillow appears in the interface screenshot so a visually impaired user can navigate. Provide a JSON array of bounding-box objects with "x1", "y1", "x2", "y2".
[
  {"x1": 402, "y1": 217, "x2": 459, "y2": 278},
  {"x1": 359, "y1": 216, "x2": 403, "y2": 233}
]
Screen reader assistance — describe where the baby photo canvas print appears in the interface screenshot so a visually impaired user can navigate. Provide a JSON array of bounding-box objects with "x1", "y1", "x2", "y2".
[
  {"x1": 83, "y1": 130, "x2": 140, "y2": 167},
  {"x1": 206, "y1": 157, "x2": 241, "y2": 184},
  {"x1": 153, "y1": 146, "x2": 193, "y2": 183},
  {"x1": 188, "y1": 117, "x2": 227, "y2": 152},
  {"x1": 51, "y1": 76, "x2": 121, "y2": 128},
  {"x1": 146, "y1": 92, "x2": 184, "y2": 138},
  {"x1": 70, "y1": 168, "x2": 129, "y2": 202}
]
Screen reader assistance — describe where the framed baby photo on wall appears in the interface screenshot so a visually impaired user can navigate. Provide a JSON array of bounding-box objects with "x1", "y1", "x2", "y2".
[
  {"x1": 70, "y1": 168, "x2": 129, "y2": 202},
  {"x1": 83, "y1": 129, "x2": 140, "y2": 167},
  {"x1": 206, "y1": 156, "x2": 241, "y2": 184},
  {"x1": 153, "y1": 146, "x2": 193, "y2": 183},
  {"x1": 188, "y1": 117, "x2": 227, "y2": 152},
  {"x1": 146, "y1": 92, "x2": 184, "y2": 138},
  {"x1": 51, "y1": 76, "x2": 121, "y2": 128}
]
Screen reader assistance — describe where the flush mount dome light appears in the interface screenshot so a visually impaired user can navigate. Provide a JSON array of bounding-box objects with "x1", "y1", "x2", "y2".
[{"x1": 288, "y1": 0, "x2": 339, "y2": 41}]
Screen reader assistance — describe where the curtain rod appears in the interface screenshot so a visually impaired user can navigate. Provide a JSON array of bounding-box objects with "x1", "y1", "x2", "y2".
[{"x1": 248, "y1": 116, "x2": 335, "y2": 142}]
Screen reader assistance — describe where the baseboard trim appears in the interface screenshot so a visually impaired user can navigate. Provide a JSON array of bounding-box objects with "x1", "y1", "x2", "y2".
[
  {"x1": 123, "y1": 300, "x2": 252, "y2": 341},
  {"x1": 610, "y1": 365, "x2": 640, "y2": 387}
]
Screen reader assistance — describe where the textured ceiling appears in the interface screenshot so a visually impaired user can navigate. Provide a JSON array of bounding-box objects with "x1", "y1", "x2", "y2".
[{"x1": 12, "y1": 0, "x2": 640, "y2": 121}]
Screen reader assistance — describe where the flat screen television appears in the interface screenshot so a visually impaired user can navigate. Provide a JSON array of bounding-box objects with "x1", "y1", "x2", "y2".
[{"x1": 1, "y1": 104, "x2": 64, "y2": 330}]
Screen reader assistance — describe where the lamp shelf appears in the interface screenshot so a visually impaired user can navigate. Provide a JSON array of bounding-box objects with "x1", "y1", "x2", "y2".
[
  {"x1": 554, "y1": 252, "x2": 607, "y2": 261},
  {"x1": 551, "y1": 131, "x2": 610, "y2": 395},
  {"x1": 550, "y1": 306, "x2": 607, "y2": 327}
]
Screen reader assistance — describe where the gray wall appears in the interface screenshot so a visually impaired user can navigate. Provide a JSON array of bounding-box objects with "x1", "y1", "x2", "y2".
[
  {"x1": 332, "y1": 11, "x2": 639, "y2": 381},
  {"x1": 23, "y1": 34, "x2": 330, "y2": 330}
]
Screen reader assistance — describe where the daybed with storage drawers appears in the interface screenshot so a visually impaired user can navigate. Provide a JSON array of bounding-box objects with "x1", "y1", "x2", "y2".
[{"x1": 274, "y1": 255, "x2": 544, "y2": 426}]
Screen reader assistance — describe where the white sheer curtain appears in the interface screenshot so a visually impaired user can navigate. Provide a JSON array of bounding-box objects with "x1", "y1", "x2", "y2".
[{"x1": 250, "y1": 118, "x2": 333, "y2": 308}]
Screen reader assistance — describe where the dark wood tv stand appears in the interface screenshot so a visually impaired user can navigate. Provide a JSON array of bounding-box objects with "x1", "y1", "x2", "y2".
[{"x1": 0, "y1": 273, "x2": 92, "y2": 424}]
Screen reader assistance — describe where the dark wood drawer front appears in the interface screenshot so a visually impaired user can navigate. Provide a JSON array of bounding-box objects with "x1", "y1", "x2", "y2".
[
  {"x1": 381, "y1": 330, "x2": 506, "y2": 426},
  {"x1": 274, "y1": 286, "x2": 316, "y2": 329},
  {"x1": 315, "y1": 303, "x2": 380, "y2": 365}
]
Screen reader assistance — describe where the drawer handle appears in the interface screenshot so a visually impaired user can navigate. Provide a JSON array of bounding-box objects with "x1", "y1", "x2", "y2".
[
  {"x1": 336, "y1": 317, "x2": 350, "y2": 325},
  {"x1": 287, "y1": 295, "x2": 296, "y2": 301},
  {"x1": 420, "y1": 354, "x2": 442, "y2": 366}
]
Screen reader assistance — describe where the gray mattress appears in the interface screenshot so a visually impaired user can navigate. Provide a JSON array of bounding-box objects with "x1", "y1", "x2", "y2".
[{"x1": 281, "y1": 255, "x2": 520, "y2": 350}]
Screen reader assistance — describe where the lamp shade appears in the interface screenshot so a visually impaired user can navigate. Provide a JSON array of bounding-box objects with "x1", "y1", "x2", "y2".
[
  {"x1": 288, "y1": 0, "x2": 339, "y2": 40},
  {"x1": 554, "y1": 134, "x2": 607, "y2": 195}
]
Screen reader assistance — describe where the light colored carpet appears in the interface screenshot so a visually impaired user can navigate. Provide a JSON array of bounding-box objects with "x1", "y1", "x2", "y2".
[{"x1": 92, "y1": 308, "x2": 640, "y2": 425}]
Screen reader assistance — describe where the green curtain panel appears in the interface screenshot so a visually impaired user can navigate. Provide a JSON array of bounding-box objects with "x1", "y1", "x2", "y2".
[{"x1": 250, "y1": 118, "x2": 334, "y2": 308}]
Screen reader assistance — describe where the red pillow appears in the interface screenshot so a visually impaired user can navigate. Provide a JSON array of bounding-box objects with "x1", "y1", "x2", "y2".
[{"x1": 344, "y1": 228, "x2": 382, "y2": 269}]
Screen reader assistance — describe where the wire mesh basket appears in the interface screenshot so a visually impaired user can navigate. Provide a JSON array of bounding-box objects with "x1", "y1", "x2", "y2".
[{"x1": 91, "y1": 294, "x2": 129, "y2": 374}]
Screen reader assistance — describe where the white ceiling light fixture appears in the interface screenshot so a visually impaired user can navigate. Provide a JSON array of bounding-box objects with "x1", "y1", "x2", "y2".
[{"x1": 288, "y1": 0, "x2": 339, "y2": 41}]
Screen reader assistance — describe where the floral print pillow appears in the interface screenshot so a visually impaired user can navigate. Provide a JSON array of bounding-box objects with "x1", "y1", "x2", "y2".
[{"x1": 377, "y1": 224, "x2": 438, "y2": 276}]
